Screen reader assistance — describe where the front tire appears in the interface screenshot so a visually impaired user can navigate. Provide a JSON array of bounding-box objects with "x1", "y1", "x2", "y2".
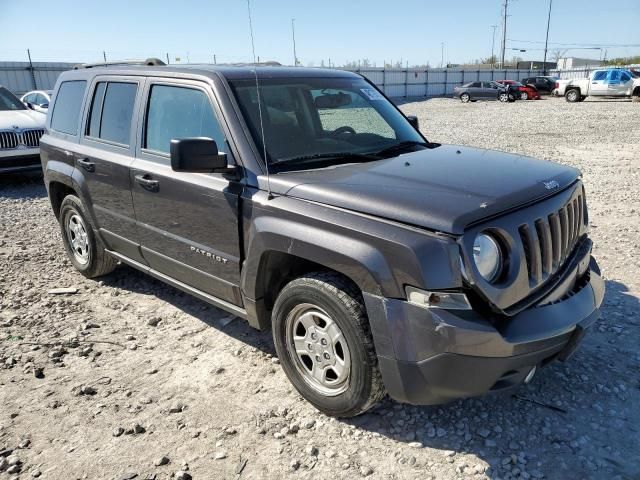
[
  {"x1": 272, "y1": 272, "x2": 385, "y2": 417},
  {"x1": 59, "y1": 195, "x2": 117, "y2": 278},
  {"x1": 499, "y1": 92, "x2": 509, "y2": 102},
  {"x1": 520, "y1": 91, "x2": 529, "y2": 100},
  {"x1": 460, "y1": 93, "x2": 470, "y2": 103}
]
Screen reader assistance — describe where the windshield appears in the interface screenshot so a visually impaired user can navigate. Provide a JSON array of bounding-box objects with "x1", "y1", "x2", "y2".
[
  {"x1": 0, "y1": 87, "x2": 26, "y2": 111},
  {"x1": 229, "y1": 76, "x2": 425, "y2": 170}
]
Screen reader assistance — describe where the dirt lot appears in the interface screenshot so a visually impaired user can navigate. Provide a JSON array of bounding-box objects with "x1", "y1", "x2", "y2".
[{"x1": 1, "y1": 96, "x2": 639, "y2": 480}]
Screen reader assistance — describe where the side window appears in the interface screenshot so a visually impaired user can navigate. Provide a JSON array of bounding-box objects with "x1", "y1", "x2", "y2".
[
  {"x1": 50, "y1": 80, "x2": 87, "y2": 135},
  {"x1": 470, "y1": 82, "x2": 481, "y2": 88},
  {"x1": 620, "y1": 72, "x2": 631, "y2": 82},
  {"x1": 87, "y1": 82, "x2": 106, "y2": 138},
  {"x1": 593, "y1": 71, "x2": 607, "y2": 81},
  {"x1": 609, "y1": 70, "x2": 620, "y2": 82},
  {"x1": 99, "y1": 82, "x2": 137, "y2": 145},
  {"x1": 145, "y1": 85, "x2": 227, "y2": 155}
]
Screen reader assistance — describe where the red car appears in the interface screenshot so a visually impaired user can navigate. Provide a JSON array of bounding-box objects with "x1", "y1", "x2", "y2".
[{"x1": 495, "y1": 80, "x2": 540, "y2": 100}]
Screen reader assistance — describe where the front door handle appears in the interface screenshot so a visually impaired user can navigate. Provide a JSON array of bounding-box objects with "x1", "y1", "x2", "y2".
[
  {"x1": 134, "y1": 174, "x2": 159, "y2": 192},
  {"x1": 76, "y1": 157, "x2": 95, "y2": 172}
]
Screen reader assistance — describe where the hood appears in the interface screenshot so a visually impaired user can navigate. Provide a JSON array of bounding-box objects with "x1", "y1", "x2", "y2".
[
  {"x1": 266, "y1": 145, "x2": 580, "y2": 234},
  {"x1": 0, "y1": 110, "x2": 46, "y2": 130}
]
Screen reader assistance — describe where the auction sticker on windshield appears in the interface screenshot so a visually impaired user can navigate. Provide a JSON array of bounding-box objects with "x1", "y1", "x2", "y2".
[{"x1": 361, "y1": 88, "x2": 385, "y2": 100}]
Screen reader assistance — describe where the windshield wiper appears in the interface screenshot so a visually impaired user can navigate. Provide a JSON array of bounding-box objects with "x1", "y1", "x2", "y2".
[
  {"x1": 271, "y1": 151, "x2": 380, "y2": 166},
  {"x1": 372, "y1": 140, "x2": 431, "y2": 158}
]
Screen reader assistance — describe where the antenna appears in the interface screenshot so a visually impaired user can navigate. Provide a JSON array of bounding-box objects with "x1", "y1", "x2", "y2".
[{"x1": 246, "y1": 0, "x2": 273, "y2": 200}]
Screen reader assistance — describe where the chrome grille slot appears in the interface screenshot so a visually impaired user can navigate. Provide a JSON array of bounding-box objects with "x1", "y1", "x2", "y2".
[
  {"x1": 0, "y1": 131, "x2": 19, "y2": 149},
  {"x1": 20, "y1": 129, "x2": 44, "y2": 148}
]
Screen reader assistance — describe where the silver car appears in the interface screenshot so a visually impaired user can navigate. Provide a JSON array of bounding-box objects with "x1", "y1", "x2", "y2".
[{"x1": 453, "y1": 81, "x2": 514, "y2": 103}]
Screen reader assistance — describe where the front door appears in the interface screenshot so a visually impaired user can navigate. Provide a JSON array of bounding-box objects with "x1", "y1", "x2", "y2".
[
  {"x1": 589, "y1": 71, "x2": 609, "y2": 96},
  {"x1": 76, "y1": 77, "x2": 146, "y2": 263},
  {"x1": 130, "y1": 80, "x2": 243, "y2": 305}
]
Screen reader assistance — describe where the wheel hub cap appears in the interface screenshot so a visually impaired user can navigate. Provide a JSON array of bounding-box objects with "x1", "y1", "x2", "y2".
[
  {"x1": 286, "y1": 304, "x2": 351, "y2": 396},
  {"x1": 66, "y1": 214, "x2": 89, "y2": 265}
]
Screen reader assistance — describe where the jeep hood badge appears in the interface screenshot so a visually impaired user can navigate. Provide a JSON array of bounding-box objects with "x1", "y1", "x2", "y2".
[{"x1": 543, "y1": 180, "x2": 560, "y2": 190}]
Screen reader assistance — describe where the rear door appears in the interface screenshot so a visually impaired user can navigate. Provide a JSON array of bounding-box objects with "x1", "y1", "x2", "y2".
[
  {"x1": 467, "y1": 82, "x2": 483, "y2": 99},
  {"x1": 130, "y1": 78, "x2": 243, "y2": 305},
  {"x1": 75, "y1": 76, "x2": 146, "y2": 263},
  {"x1": 608, "y1": 70, "x2": 632, "y2": 96}
]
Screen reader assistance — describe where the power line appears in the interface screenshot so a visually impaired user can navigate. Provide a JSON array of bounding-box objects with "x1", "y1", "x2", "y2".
[{"x1": 508, "y1": 39, "x2": 640, "y2": 48}]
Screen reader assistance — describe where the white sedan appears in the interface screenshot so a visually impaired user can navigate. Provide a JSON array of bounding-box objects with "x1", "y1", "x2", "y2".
[
  {"x1": 1, "y1": 85, "x2": 46, "y2": 174},
  {"x1": 21, "y1": 90, "x2": 54, "y2": 114}
]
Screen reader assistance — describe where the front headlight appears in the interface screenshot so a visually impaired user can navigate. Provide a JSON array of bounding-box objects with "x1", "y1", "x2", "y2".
[{"x1": 473, "y1": 233, "x2": 503, "y2": 282}]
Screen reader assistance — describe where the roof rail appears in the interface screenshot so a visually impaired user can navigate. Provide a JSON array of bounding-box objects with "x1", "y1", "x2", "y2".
[{"x1": 73, "y1": 58, "x2": 166, "y2": 69}]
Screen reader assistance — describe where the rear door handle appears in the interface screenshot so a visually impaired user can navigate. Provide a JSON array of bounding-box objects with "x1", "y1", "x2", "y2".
[
  {"x1": 76, "y1": 157, "x2": 95, "y2": 172},
  {"x1": 134, "y1": 174, "x2": 159, "y2": 192}
]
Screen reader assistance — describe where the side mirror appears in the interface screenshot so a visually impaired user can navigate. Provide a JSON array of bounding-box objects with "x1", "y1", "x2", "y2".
[
  {"x1": 170, "y1": 138, "x2": 234, "y2": 174},
  {"x1": 24, "y1": 102, "x2": 35, "y2": 110},
  {"x1": 406, "y1": 115, "x2": 419, "y2": 131}
]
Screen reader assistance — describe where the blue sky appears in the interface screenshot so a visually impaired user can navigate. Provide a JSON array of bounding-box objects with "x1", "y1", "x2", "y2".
[{"x1": 1, "y1": 0, "x2": 638, "y2": 66}]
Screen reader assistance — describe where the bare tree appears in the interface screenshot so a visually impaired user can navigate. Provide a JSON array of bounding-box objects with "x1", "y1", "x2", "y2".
[{"x1": 551, "y1": 49, "x2": 569, "y2": 63}]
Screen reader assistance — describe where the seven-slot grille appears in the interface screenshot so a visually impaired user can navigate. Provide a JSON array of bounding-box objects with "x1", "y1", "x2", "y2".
[
  {"x1": 518, "y1": 188, "x2": 587, "y2": 287},
  {"x1": 0, "y1": 129, "x2": 44, "y2": 150}
]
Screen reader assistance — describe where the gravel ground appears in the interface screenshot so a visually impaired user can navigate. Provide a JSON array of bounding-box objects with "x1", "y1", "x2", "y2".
[{"x1": 1, "y1": 96, "x2": 639, "y2": 480}]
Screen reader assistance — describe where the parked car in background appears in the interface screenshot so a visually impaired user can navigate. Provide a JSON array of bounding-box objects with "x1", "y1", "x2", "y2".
[
  {"x1": 495, "y1": 80, "x2": 540, "y2": 100},
  {"x1": 20, "y1": 90, "x2": 54, "y2": 114},
  {"x1": 0, "y1": 85, "x2": 46, "y2": 173},
  {"x1": 521, "y1": 76, "x2": 558, "y2": 95},
  {"x1": 453, "y1": 81, "x2": 516, "y2": 103},
  {"x1": 564, "y1": 69, "x2": 640, "y2": 102}
]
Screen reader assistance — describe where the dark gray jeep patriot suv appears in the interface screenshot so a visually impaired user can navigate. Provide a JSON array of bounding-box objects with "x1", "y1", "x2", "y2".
[{"x1": 41, "y1": 62, "x2": 604, "y2": 417}]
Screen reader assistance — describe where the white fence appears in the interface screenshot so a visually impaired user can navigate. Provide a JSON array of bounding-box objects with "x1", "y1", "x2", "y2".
[
  {"x1": 0, "y1": 62, "x2": 76, "y2": 95},
  {"x1": 346, "y1": 65, "x2": 639, "y2": 98},
  {"x1": 2, "y1": 61, "x2": 637, "y2": 98}
]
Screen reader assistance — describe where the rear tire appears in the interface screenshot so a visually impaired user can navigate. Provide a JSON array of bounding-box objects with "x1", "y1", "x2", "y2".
[
  {"x1": 272, "y1": 272, "x2": 385, "y2": 417},
  {"x1": 460, "y1": 93, "x2": 470, "y2": 103},
  {"x1": 520, "y1": 91, "x2": 529, "y2": 100},
  {"x1": 59, "y1": 195, "x2": 117, "y2": 278},
  {"x1": 565, "y1": 89, "x2": 580, "y2": 102}
]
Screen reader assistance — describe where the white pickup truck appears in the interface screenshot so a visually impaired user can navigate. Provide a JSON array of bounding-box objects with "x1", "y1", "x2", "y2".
[{"x1": 564, "y1": 69, "x2": 640, "y2": 102}]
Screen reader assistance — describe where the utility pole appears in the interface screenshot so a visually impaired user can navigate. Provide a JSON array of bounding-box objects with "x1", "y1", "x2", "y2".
[
  {"x1": 441, "y1": 42, "x2": 444, "y2": 68},
  {"x1": 542, "y1": 0, "x2": 553, "y2": 74},
  {"x1": 103, "y1": 51, "x2": 107, "y2": 64},
  {"x1": 500, "y1": 0, "x2": 508, "y2": 68},
  {"x1": 213, "y1": 54, "x2": 217, "y2": 64},
  {"x1": 166, "y1": 53, "x2": 170, "y2": 64},
  {"x1": 490, "y1": 25, "x2": 497, "y2": 67},
  {"x1": 26, "y1": 49, "x2": 36, "y2": 90},
  {"x1": 291, "y1": 18, "x2": 298, "y2": 66}
]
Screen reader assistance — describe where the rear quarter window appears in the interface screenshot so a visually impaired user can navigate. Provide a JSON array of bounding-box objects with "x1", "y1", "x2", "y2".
[{"x1": 50, "y1": 80, "x2": 87, "y2": 135}]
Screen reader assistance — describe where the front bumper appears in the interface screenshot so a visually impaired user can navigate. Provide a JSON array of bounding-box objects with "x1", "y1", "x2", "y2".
[
  {"x1": 364, "y1": 257, "x2": 604, "y2": 405},
  {"x1": 0, "y1": 150, "x2": 42, "y2": 173}
]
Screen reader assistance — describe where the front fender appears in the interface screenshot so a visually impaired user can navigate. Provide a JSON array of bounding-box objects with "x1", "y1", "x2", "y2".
[
  {"x1": 242, "y1": 215, "x2": 390, "y2": 298},
  {"x1": 241, "y1": 194, "x2": 463, "y2": 316}
]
